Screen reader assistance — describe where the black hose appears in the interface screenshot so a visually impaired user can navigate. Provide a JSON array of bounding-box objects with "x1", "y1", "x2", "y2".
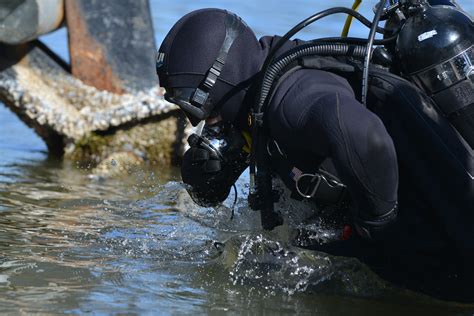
[
  {"x1": 361, "y1": 0, "x2": 388, "y2": 105},
  {"x1": 260, "y1": 7, "x2": 389, "y2": 87},
  {"x1": 256, "y1": 43, "x2": 367, "y2": 114}
]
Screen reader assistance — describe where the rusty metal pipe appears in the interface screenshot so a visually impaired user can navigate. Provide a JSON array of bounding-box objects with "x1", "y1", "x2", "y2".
[{"x1": 0, "y1": 0, "x2": 64, "y2": 45}]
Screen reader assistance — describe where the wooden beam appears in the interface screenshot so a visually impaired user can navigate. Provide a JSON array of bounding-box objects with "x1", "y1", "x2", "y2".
[
  {"x1": 0, "y1": 41, "x2": 178, "y2": 159},
  {"x1": 65, "y1": 0, "x2": 158, "y2": 94}
]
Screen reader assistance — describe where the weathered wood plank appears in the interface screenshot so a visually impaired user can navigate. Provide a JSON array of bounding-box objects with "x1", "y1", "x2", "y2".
[
  {"x1": 65, "y1": 0, "x2": 158, "y2": 94},
  {"x1": 0, "y1": 41, "x2": 183, "y2": 163},
  {"x1": 0, "y1": 1, "x2": 188, "y2": 166}
]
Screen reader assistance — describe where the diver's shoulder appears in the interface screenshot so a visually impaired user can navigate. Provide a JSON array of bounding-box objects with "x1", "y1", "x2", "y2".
[{"x1": 283, "y1": 68, "x2": 354, "y2": 96}]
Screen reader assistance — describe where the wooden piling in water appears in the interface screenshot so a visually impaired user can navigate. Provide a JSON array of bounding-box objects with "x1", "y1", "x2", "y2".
[
  {"x1": 65, "y1": 0, "x2": 158, "y2": 94},
  {"x1": 0, "y1": 0, "x2": 188, "y2": 169}
]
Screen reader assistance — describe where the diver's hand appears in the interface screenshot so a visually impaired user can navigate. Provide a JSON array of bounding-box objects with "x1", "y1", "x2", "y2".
[
  {"x1": 186, "y1": 147, "x2": 222, "y2": 174},
  {"x1": 181, "y1": 146, "x2": 231, "y2": 207}
]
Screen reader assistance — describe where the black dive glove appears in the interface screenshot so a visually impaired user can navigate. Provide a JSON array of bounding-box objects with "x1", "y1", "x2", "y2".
[{"x1": 181, "y1": 123, "x2": 248, "y2": 207}]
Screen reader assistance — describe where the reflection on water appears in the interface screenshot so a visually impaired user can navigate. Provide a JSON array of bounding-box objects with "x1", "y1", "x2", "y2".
[{"x1": 1, "y1": 0, "x2": 474, "y2": 314}]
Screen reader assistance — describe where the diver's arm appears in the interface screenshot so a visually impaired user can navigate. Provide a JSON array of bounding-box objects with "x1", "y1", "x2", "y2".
[
  {"x1": 258, "y1": 36, "x2": 306, "y2": 57},
  {"x1": 266, "y1": 70, "x2": 399, "y2": 245},
  {"x1": 181, "y1": 124, "x2": 248, "y2": 207}
]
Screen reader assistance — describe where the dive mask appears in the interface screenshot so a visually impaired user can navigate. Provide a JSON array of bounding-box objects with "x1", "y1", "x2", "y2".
[
  {"x1": 164, "y1": 87, "x2": 216, "y2": 126},
  {"x1": 189, "y1": 121, "x2": 247, "y2": 161}
]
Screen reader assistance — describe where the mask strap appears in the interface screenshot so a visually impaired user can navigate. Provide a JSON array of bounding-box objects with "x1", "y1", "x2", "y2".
[{"x1": 190, "y1": 13, "x2": 244, "y2": 115}]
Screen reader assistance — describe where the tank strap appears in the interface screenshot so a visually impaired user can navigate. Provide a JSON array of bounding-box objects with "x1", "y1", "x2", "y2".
[{"x1": 300, "y1": 55, "x2": 356, "y2": 73}]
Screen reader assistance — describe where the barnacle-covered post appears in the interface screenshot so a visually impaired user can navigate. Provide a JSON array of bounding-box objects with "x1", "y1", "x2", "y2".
[
  {"x1": 0, "y1": 0, "x2": 186, "y2": 171},
  {"x1": 65, "y1": 0, "x2": 158, "y2": 94}
]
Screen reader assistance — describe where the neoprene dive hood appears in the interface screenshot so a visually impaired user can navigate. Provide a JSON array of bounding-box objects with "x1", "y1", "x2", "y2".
[
  {"x1": 156, "y1": 9, "x2": 268, "y2": 126},
  {"x1": 395, "y1": 3, "x2": 474, "y2": 148}
]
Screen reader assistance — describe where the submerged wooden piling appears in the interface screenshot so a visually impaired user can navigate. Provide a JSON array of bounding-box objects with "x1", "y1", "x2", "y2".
[
  {"x1": 65, "y1": 0, "x2": 158, "y2": 94},
  {"x1": 0, "y1": 0, "x2": 188, "y2": 170}
]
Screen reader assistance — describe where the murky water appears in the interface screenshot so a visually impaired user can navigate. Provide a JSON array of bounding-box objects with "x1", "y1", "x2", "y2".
[{"x1": 1, "y1": 1, "x2": 474, "y2": 314}]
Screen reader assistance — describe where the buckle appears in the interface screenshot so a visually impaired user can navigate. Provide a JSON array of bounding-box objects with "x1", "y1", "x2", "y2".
[
  {"x1": 295, "y1": 172, "x2": 345, "y2": 202},
  {"x1": 191, "y1": 88, "x2": 209, "y2": 106},
  {"x1": 295, "y1": 173, "x2": 324, "y2": 199},
  {"x1": 203, "y1": 67, "x2": 220, "y2": 88},
  {"x1": 251, "y1": 112, "x2": 264, "y2": 127}
]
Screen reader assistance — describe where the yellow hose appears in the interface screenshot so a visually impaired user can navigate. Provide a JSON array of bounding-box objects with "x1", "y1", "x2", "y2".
[{"x1": 342, "y1": 0, "x2": 362, "y2": 37}]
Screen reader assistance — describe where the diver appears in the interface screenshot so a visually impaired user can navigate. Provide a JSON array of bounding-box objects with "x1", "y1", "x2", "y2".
[{"x1": 156, "y1": 0, "x2": 474, "y2": 301}]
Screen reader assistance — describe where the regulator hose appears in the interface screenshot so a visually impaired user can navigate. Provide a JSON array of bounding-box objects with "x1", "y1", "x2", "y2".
[
  {"x1": 260, "y1": 7, "x2": 389, "y2": 88},
  {"x1": 361, "y1": 0, "x2": 388, "y2": 105},
  {"x1": 256, "y1": 43, "x2": 367, "y2": 115}
]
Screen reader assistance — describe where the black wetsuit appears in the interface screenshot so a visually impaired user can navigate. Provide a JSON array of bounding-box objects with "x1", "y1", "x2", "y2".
[
  {"x1": 160, "y1": 5, "x2": 473, "y2": 301},
  {"x1": 179, "y1": 36, "x2": 474, "y2": 300},
  {"x1": 366, "y1": 69, "x2": 474, "y2": 301},
  {"x1": 266, "y1": 69, "x2": 399, "y2": 228},
  {"x1": 266, "y1": 65, "x2": 474, "y2": 301}
]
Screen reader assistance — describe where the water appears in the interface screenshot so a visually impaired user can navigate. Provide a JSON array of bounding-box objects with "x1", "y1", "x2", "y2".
[{"x1": 1, "y1": 0, "x2": 474, "y2": 314}]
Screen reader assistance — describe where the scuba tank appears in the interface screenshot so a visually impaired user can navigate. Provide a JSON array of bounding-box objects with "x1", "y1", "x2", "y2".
[{"x1": 395, "y1": 2, "x2": 474, "y2": 148}]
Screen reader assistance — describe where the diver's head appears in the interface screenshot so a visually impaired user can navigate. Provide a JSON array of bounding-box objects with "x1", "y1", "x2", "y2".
[
  {"x1": 156, "y1": 9, "x2": 266, "y2": 126},
  {"x1": 396, "y1": 4, "x2": 474, "y2": 146}
]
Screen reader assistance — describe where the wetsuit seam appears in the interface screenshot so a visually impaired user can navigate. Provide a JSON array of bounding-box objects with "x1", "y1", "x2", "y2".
[
  {"x1": 359, "y1": 202, "x2": 398, "y2": 223},
  {"x1": 296, "y1": 95, "x2": 314, "y2": 130},
  {"x1": 273, "y1": 73, "x2": 305, "y2": 131},
  {"x1": 336, "y1": 93, "x2": 389, "y2": 202}
]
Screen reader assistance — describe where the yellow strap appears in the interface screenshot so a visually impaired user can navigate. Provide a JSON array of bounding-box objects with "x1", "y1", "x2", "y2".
[
  {"x1": 341, "y1": 0, "x2": 362, "y2": 37},
  {"x1": 242, "y1": 131, "x2": 252, "y2": 153}
]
